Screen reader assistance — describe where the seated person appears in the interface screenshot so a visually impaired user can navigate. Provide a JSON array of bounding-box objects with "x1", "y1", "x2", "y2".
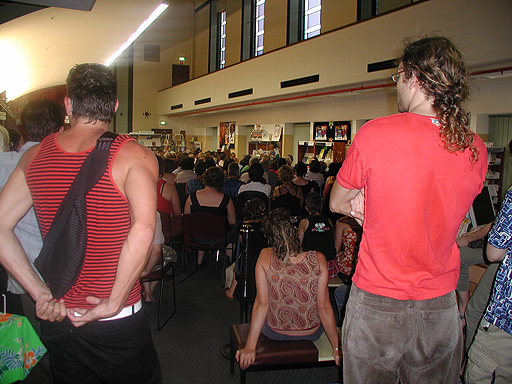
[
  {"x1": 333, "y1": 215, "x2": 363, "y2": 317},
  {"x1": 321, "y1": 162, "x2": 343, "y2": 222},
  {"x1": 293, "y1": 161, "x2": 320, "y2": 197},
  {"x1": 456, "y1": 221, "x2": 493, "y2": 325},
  {"x1": 226, "y1": 198, "x2": 268, "y2": 303},
  {"x1": 238, "y1": 162, "x2": 271, "y2": 196},
  {"x1": 236, "y1": 209, "x2": 341, "y2": 370},
  {"x1": 224, "y1": 161, "x2": 245, "y2": 199},
  {"x1": 305, "y1": 159, "x2": 324, "y2": 192},
  {"x1": 186, "y1": 160, "x2": 207, "y2": 194},
  {"x1": 175, "y1": 155, "x2": 196, "y2": 184},
  {"x1": 184, "y1": 166, "x2": 237, "y2": 268},
  {"x1": 272, "y1": 165, "x2": 303, "y2": 224},
  {"x1": 298, "y1": 192, "x2": 337, "y2": 278}
]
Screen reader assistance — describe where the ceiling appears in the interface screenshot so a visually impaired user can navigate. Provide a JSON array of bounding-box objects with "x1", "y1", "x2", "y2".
[{"x1": 0, "y1": 0, "x2": 165, "y2": 100}]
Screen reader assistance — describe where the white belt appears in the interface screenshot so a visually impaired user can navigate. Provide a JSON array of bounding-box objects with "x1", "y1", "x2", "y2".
[{"x1": 73, "y1": 300, "x2": 143, "y2": 322}]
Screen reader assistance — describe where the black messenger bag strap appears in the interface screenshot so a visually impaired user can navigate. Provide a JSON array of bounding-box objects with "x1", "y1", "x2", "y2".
[{"x1": 34, "y1": 131, "x2": 118, "y2": 298}]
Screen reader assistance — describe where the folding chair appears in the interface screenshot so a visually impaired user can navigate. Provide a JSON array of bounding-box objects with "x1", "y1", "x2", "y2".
[
  {"x1": 235, "y1": 191, "x2": 270, "y2": 223},
  {"x1": 180, "y1": 212, "x2": 228, "y2": 283},
  {"x1": 140, "y1": 246, "x2": 176, "y2": 331}
]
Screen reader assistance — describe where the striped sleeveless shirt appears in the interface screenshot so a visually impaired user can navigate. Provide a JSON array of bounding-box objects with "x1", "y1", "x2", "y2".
[{"x1": 26, "y1": 132, "x2": 140, "y2": 309}]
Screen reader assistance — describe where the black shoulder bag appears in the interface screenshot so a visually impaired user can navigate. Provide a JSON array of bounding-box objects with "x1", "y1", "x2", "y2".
[{"x1": 34, "y1": 131, "x2": 118, "y2": 299}]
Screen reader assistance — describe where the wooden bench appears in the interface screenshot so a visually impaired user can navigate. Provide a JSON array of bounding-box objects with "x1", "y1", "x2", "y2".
[{"x1": 230, "y1": 323, "x2": 341, "y2": 384}]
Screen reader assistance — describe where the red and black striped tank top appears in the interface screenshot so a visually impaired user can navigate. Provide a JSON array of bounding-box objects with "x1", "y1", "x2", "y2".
[{"x1": 26, "y1": 132, "x2": 140, "y2": 309}]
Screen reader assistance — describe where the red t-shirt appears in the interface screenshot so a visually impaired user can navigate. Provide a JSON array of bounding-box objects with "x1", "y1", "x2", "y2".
[{"x1": 337, "y1": 113, "x2": 487, "y2": 300}]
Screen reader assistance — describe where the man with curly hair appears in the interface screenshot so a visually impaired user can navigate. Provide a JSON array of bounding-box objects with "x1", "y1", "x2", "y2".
[{"x1": 330, "y1": 36, "x2": 487, "y2": 383}]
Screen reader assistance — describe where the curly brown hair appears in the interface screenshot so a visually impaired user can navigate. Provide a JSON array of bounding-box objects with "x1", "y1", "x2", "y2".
[
  {"x1": 399, "y1": 36, "x2": 478, "y2": 162},
  {"x1": 200, "y1": 166, "x2": 225, "y2": 191},
  {"x1": 277, "y1": 165, "x2": 294, "y2": 183},
  {"x1": 262, "y1": 208, "x2": 302, "y2": 263}
]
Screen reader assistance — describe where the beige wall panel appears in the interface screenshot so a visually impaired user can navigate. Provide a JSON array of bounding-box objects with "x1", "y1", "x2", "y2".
[
  {"x1": 225, "y1": 2, "x2": 242, "y2": 67},
  {"x1": 263, "y1": 0, "x2": 287, "y2": 53},
  {"x1": 322, "y1": 0, "x2": 357, "y2": 34},
  {"x1": 132, "y1": 0, "x2": 194, "y2": 131},
  {"x1": 193, "y1": 5, "x2": 211, "y2": 78},
  {"x1": 160, "y1": 0, "x2": 512, "y2": 117}
]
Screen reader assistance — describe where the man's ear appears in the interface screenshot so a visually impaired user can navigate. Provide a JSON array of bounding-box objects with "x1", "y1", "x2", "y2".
[
  {"x1": 114, "y1": 99, "x2": 119, "y2": 113},
  {"x1": 64, "y1": 97, "x2": 73, "y2": 116}
]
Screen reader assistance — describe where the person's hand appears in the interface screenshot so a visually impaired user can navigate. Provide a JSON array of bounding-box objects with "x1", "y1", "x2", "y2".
[
  {"x1": 35, "y1": 292, "x2": 67, "y2": 322},
  {"x1": 66, "y1": 296, "x2": 120, "y2": 327},
  {"x1": 235, "y1": 347, "x2": 256, "y2": 370},
  {"x1": 350, "y1": 189, "x2": 365, "y2": 225},
  {"x1": 333, "y1": 347, "x2": 342, "y2": 367},
  {"x1": 456, "y1": 235, "x2": 470, "y2": 248}
]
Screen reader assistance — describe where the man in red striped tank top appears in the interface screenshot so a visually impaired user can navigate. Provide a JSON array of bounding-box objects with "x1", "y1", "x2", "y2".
[{"x1": 0, "y1": 64, "x2": 161, "y2": 383}]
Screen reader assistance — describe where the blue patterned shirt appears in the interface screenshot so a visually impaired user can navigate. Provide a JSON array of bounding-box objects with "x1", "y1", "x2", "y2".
[{"x1": 485, "y1": 189, "x2": 512, "y2": 335}]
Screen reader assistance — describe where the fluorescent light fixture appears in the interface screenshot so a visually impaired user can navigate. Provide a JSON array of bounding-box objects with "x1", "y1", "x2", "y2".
[{"x1": 105, "y1": 2, "x2": 169, "y2": 67}]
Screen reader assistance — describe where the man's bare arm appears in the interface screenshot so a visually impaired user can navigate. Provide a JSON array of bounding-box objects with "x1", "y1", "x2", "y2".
[
  {"x1": 486, "y1": 243, "x2": 508, "y2": 263},
  {"x1": 329, "y1": 181, "x2": 361, "y2": 216},
  {"x1": 68, "y1": 142, "x2": 158, "y2": 326}
]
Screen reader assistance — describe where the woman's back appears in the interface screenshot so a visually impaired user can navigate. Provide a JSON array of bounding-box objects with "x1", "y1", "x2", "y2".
[
  {"x1": 265, "y1": 250, "x2": 321, "y2": 331},
  {"x1": 190, "y1": 189, "x2": 230, "y2": 218}
]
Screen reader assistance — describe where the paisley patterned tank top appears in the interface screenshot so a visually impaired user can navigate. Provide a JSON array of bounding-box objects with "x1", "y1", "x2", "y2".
[{"x1": 265, "y1": 250, "x2": 321, "y2": 332}]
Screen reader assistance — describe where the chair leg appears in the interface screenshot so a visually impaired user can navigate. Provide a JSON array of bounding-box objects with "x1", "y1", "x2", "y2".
[
  {"x1": 157, "y1": 264, "x2": 177, "y2": 331},
  {"x1": 179, "y1": 248, "x2": 197, "y2": 283}
]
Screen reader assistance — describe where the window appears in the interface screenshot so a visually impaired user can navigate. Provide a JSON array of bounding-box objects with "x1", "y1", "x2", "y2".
[
  {"x1": 304, "y1": 0, "x2": 321, "y2": 40},
  {"x1": 254, "y1": 0, "x2": 265, "y2": 56},
  {"x1": 218, "y1": 10, "x2": 227, "y2": 69},
  {"x1": 358, "y1": 0, "x2": 412, "y2": 21},
  {"x1": 287, "y1": 0, "x2": 321, "y2": 45}
]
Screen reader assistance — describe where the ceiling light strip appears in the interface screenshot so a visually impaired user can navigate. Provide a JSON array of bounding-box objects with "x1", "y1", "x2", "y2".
[{"x1": 105, "y1": 2, "x2": 169, "y2": 67}]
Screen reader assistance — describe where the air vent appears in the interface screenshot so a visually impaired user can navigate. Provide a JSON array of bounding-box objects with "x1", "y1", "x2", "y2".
[
  {"x1": 171, "y1": 104, "x2": 183, "y2": 110},
  {"x1": 228, "y1": 88, "x2": 253, "y2": 99},
  {"x1": 367, "y1": 59, "x2": 397, "y2": 73},
  {"x1": 281, "y1": 74, "x2": 319, "y2": 89},
  {"x1": 144, "y1": 44, "x2": 161, "y2": 62},
  {"x1": 194, "y1": 97, "x2": 211, "y2": 105}
]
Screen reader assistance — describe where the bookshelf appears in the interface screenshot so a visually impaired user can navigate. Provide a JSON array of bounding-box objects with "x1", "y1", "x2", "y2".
[
  {"x1": 297, "y1": 141, "x2": 346, "y2": 164},
  {"x1": 486, "y1": 146, "x2": 505, "y2": 209}
]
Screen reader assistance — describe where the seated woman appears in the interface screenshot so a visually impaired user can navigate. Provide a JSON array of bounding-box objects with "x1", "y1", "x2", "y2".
[
  {"x1": 186, "y1": 159, "x2": 207, "y2": 194},
  {"x1": 236, "y1": 209, "x2": 341, "y2": 370},
  {"x1": 156, "y1": 156, "x2": 182, "y2": 243},
  {"x1": 272, "y1": 165, "x2": 303, "y2": 224},
  {"x1": 184, "y1": 166, "x2": 237, "y2": 267},
  {"x1": 293, "y1": 161, "x2": 320, "y2": 199},
  {"x1": 298, "y1": 192, "x2": 337, "y2": 278},
  {"x1": 333, "y1": 215, "x2": 363, "y2": 317},
  {"x1": 226, "y1": 198, "x2": 268, "y2": 302}
]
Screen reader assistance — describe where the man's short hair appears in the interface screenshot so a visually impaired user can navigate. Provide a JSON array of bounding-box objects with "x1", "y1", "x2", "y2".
[
  {"x1": 295, "y1": 161, "x2": 307, "y2": 177},
  {"x1": 228, "y1": 161, "x2": 240, "y2": 177},
  {"x1": 248, "y1": 162, "x2": 264, "y2": 183},
  {"x1": 305, "y1": 192, "x2": 322, "y2": 214},
  {"x1": 21, "y1": 98, "x2": 65, "y2": 142},
  {"x1": 194, "y1": 160, "x2": 207, "y2": 176},
  {"x1": 180, "y1": 156, "x2": 195, "y2": 170},
  {"x1": 309, "y1": 159, "x2": 321, "y2": 173},
  {"x1": 66, "y1": 63, "x2": 117, "y2": 124}
]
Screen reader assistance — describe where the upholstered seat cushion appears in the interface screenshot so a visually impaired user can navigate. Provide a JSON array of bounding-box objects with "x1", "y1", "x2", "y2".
[{"x1": 230, "y1": 324, "x2": 318, "y2": 366}]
